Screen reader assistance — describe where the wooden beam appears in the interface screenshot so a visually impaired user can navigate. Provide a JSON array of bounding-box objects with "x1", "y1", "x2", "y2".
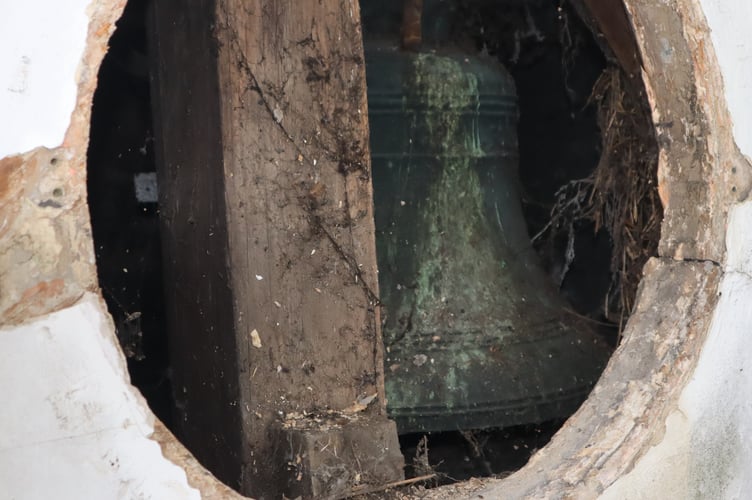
[
  {"x1": 577, "y1": 0, "x2": 642, "y2": 77},
  {"x1": 149, "y1": 0, "x2": 244, "y2": 489},
  {"x1": 149, "y1": 0, "x2": 402, "y2": 497}
]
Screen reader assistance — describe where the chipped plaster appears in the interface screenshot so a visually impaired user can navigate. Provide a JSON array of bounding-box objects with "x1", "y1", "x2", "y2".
[{"x1": 601, "y1": 202, "x2": 752, "y2": 500}]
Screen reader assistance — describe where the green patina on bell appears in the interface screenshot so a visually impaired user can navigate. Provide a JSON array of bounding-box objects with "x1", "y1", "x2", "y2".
[{"x1": 366, "y1": 42, "x2": 611, "y2": 433}]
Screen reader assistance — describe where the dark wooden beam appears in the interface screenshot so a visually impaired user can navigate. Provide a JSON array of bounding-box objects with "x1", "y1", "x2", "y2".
[
  {"x1": 149, "y1": 0, "x2": 403, "y2": 497},
  {"x1": 148, "y1": 0, "x2": 244, "y2": 489}
]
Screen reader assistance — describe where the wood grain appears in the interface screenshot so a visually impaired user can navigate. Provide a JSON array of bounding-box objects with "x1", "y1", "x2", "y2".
[{"x1": 150, "y1": 0, "x2": 393, "y2": 496}]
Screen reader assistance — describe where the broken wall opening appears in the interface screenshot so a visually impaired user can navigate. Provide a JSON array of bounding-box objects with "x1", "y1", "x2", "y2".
[{"x1": 85, "y1": 0, "x2": 659, "y2": 495}]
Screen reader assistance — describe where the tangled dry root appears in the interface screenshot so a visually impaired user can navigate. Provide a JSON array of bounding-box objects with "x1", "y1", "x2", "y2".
[
  {"x1": 590, "y1": 68, "x2": 661, "y2": 325},
  {"x1": 537, "y1": 66, "x2": 661, "y2": 330}
]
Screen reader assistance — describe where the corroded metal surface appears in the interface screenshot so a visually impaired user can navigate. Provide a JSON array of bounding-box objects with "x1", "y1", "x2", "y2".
[
  {"x1": 427, "y1": 258, "x2": 721, "y2": 498},
  {"x1": 367, "y1": 44, "x2": 611, "y2": 433}
]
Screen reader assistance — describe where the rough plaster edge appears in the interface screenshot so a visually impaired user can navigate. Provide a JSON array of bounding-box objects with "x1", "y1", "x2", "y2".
[
  {"x1": 673, "y1": 0, "x2": 752, "y2": 208},
  {"x1": 0, "y1": 292, "x2": 201, "y2": 499},
  {"x1": 0, "y1": 0, "x2": 127, "y2": 324},
  {"x1": 90, "y1": 299, "x2": 204, "y2": 495},
  {"x1": 152, "y1": 420, "x2": 247, "y2": 499},
  {"x1": 598, "y1": 200, "x2": 752, "y2": 500},
  {"x1": 92, "y1": 279, "x2": 247, "y2": 498},
  {"x1": 64, "y1": 0, "x2": 127, "y2": 154},
  {"x1": 633, "y1": 0, "x2": 752, "y2": 260}
]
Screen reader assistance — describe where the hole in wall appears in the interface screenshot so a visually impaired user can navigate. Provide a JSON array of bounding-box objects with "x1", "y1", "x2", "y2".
[
  {"x1": 87, "y1": 0, "x2": 174, "y2": 427},
  {"x1": 362, "y1": 0, "x2": 659, "y2": 486},
  {"x1": 84, "y1": 0, "x2": 659, "y2": 493}
]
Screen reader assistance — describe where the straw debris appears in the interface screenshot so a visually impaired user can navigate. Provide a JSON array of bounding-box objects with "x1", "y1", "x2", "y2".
[{"x1": 536, "y1": 66, "x2": 661, "y2": 329}]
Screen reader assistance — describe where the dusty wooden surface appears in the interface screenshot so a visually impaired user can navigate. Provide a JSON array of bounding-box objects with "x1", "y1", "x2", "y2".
[
  {"x1": 149, "y1": 0, "x2": 245, "y2": 488},
  {"x1": 150, "y1": 0, "x2": 395, "y2": 496}
]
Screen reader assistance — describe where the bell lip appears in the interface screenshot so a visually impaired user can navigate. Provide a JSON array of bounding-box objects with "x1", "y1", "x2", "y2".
[
  {"x1": 388, "y1": 384, "x2": 595, "y2": 434},
  {"x1": 383, "y1": 312, "x2": 611, "y2": 430}
]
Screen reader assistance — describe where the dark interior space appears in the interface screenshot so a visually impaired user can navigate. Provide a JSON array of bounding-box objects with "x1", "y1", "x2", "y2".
[
  {"x1": 87, "y1": 0, "x2": 173, "y2": 427},
  {"x1": 87, "y1": 0, "x2": 657, "y2": 491}
]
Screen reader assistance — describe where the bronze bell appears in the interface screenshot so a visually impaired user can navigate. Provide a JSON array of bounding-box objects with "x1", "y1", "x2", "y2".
[{"x1": 365, "y1": 41, "x2": 611, "y2": 434}]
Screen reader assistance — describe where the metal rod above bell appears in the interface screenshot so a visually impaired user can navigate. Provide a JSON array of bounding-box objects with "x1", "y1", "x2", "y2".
[{"x1": 366, "y1": 40, "x2": 611, "y2": 434}]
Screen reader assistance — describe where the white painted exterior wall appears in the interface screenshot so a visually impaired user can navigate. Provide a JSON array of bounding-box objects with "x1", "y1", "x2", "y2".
[
  {"x1": 700, "y1": 0, "x2": 752, "y2": 158},
  {"x1": 1, "y1": 0, "x2": 751, "y2": 498},
  {"x1": 0, "y1": 294, "x2": 200, "y2": 499},
  {"x1": 0, "y1": 1, "x2": 90, "y2": 157}
]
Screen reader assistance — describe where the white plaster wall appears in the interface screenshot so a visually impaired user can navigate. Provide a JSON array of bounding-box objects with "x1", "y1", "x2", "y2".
[
  {"x1": 0, "y1": 0, "x2": 90, "y2": 157},
  {"x1": 0, "y1": 293, "x2": 200, "y2": 500},
  {"x1": 700, "y1": 0, "x2": 752, "y2": 158}
]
